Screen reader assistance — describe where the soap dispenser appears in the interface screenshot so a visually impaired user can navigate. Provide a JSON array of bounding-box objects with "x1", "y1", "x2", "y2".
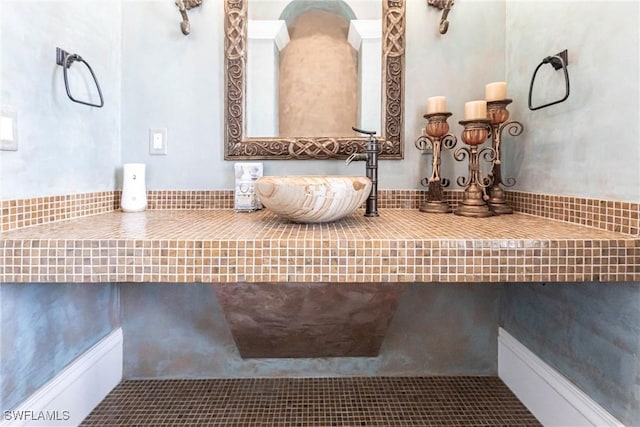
[
  {"x1": 234, "y1": 162, "x2": 262, "y2": 211},
  {"x1": 121, "y1": 163, "x2": 147, "y2": 212}
]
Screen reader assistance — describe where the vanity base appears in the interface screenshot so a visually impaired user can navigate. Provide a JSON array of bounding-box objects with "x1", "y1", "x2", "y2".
[{"x1": 213, "y1": 282, "x2": 405, "y2": 358}]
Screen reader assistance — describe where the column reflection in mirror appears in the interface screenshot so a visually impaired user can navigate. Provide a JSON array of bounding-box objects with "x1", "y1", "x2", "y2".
[
  {"x1": 348, "y1": 19, "x2": 382, "y2": 132},
  {"x1": 247, "y1": 20, "x2": 290, "y2": 137}
]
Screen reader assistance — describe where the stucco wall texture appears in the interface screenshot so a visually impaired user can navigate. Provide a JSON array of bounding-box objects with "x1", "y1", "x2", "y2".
[
  {"x1": 0, "y1": 283, "x2": 120, "y2": 412},
  {"x1": 501, "y1": 282, "x2": 640, "y2": 426}
]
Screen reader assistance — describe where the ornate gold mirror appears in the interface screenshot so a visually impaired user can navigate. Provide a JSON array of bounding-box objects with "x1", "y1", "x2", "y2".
[{"x1": 224, "y1": 0, "x2": 405, "y2": 160}]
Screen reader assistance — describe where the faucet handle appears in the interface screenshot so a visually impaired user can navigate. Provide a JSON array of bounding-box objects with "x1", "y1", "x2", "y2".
[
  {"x1": 352, "y1": 126, "x2": 376, "y2": 136},
  {"x1": 352, "y1": 126, "x2": 378, "y2": 151}
]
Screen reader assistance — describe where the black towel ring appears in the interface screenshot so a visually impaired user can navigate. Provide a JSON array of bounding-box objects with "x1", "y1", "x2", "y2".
[
  {"x1": 528, "y1": 49, "x2": 569, "y2": 111},
  {"x1": 56, "y1": 47, "x2": 104, "y2": 108}
]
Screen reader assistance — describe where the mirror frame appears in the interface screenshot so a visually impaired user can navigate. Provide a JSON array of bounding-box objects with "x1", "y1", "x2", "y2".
[{"x1": 224, "y1": 0, "x2": 405, "y2": 160}]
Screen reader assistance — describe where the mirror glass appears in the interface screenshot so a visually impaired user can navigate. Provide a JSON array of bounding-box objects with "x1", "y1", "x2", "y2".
[
  {"x1": 224, "y1": 0, "x2": 405, "y2": 160},
  {"x1": 246, "y1": 1, "x2": 381, "y2": 138}
]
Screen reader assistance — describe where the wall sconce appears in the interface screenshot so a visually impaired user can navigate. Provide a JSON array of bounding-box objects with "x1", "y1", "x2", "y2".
[
  {"x1": 175, "y1": 0, "x2": 202, "y2": 35},
  {"x1": 427, "y1": 0, "x2": 454, "y2": 34}
]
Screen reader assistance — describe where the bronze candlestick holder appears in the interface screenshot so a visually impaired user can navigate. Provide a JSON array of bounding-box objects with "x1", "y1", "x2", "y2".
[
  {"x1": 415, "y1": 112, "x2": 457, "y2": 213},
  {"x1": 486, "y1": 99, "x2": 524, "y2": 214},
  {"x1": 453, "y1": 119, "x2": 495, "y2": 218}
]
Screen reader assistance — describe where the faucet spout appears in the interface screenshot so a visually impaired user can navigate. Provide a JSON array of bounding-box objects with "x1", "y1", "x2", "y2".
[{"x1": 345, "y1": 153, "x2": 368, "y2": 165}]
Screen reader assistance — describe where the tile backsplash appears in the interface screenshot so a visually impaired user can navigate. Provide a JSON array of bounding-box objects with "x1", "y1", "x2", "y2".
[
  {"x1": 1, "y1": 191, "x2": 119, "y2": 232},
  {"x1": 507, "y1": 192, "x2": 639, "y2": 236},
  {"x1": 1, "y1": 190, "x2": 638, "y2": 237}
]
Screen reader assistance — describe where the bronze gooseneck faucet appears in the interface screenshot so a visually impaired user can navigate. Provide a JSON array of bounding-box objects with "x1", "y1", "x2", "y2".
[{"x1": 346, "y1": 127, "x2": 379, "y2": 217}]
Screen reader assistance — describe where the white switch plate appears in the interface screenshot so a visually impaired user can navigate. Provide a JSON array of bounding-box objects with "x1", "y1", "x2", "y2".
[
  {"x1": 149, "y1": 128, "x2": 167, "y2": 155},
  {"x1": 0, "y1": 109, "x2": 18, "y2": 151}
]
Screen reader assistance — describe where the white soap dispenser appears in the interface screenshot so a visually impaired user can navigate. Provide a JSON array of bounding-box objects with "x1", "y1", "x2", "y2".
[{"x1": 121, "y1": 163, "x2": 147, "y2": 212}]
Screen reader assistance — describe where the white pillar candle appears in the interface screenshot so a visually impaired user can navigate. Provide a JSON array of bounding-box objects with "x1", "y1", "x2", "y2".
[
  {"x1": 426, "y1": 96, "x2": 446, "y2": 114},
  {"x1": 485, "y1": 82, "x2": 507, "y2": 102},
  {"x1": 464, "y1": 100, "x2": 487, "y2": 120}
]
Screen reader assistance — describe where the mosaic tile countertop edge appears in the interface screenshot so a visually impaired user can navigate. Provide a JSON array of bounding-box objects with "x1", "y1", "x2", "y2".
[{"x1": 2, "y1": 209, "x2": 638, "y2": 284}]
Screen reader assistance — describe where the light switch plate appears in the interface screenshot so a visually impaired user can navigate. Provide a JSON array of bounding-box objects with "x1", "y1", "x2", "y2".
[
  {"x1": 149, "y1": 128, "x2": 167, "y2": 155},
  {"x1": 0, "y1": 109, "x2": 18, "y2": 151}
]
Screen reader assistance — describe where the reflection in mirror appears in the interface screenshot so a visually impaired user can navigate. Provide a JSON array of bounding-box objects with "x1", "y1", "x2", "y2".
[
  {"x1": 247, "y1": 1, "x2": 382, "y2": 138},
  {"x1": 225, "y1": 0, "x2": 405, "y2": 160},
  {"x1": 279, "y1": 9, "x2": 358, "y2": 137}
]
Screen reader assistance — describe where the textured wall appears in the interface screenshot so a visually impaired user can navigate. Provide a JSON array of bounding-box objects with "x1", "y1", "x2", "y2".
[
  {"x1": 0, "y1": 0, "x2": 122, "y2": 200},
  {"x1": 501, "y1": 282, "x2": 640, "y2": 426},
  {"x1": 503, "y1": 1, "x2": 640, "y2": 202},
  {"x1": 500, "y1": 3, "x2": 640, "y2": 418},
  {"x1": 0, "y1": 0, "x2": 123, "y2": 413},
  {"x1": 121, "y1": 283, "x2": 500, "y2": 378},
  {"x1": 3, "y1": 1, "x2": 637, "y2": 201},
  {"x1": 0, "y1": 283, "x2": 120, "y2": 412},
  {"x1": 119, "y1": 0, "x2": 223, "y2": 191},
  {"x1": 120, "y1": 0, "x2": 505, "y2": 189}
]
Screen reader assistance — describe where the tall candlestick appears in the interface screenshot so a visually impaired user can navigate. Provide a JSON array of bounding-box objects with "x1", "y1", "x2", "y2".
[
  {"x1": 426, "y1": 96, "x2": 446, "y2": 114},
  {"x1": 485, "y1": 82, "x2": 507, "y2": 102},
  {"x1": 486, "y1": 99, "x2": 524, "y2": 215},
  {"x1": 464, "y1": 100, "x2": 487, "y2": 120}
]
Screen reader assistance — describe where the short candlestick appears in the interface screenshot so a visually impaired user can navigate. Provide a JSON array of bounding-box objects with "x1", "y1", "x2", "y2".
[{"x1": 453, "y1": 120, "x2": 495, "y2": 218}]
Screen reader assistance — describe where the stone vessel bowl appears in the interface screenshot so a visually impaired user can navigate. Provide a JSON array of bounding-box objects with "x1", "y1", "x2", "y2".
[{"x1": 255, "y1": 175, "x2": 372, "y2": 223}]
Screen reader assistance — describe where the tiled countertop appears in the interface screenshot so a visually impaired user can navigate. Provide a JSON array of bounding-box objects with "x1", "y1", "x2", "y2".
[{"x1": 1, "y1": 209, "x2": 638, "y2": 283}]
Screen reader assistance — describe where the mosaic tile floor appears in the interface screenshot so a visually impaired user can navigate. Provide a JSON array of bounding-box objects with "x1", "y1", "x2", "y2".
[{"x1": 81, "y1": 377, "x2": 541, "y2": 426}]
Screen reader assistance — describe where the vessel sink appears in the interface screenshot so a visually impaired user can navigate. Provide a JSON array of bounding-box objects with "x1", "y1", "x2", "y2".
[{"x1": 255, "y1": 175, "x2": 372, "y2": 223}]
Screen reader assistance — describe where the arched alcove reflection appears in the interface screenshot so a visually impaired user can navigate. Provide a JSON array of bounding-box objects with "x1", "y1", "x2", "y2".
[{"x1": 279, "y1": 10, "x2": 358, "y2": 137}]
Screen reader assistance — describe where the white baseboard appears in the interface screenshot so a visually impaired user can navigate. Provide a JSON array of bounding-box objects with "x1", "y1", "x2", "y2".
[
  {"x1": 2, "y1": 328, "x2": 123, "y2": 427},
  {"x1": 498, "y1": 327, "x2": 624, "y2": 427}
]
